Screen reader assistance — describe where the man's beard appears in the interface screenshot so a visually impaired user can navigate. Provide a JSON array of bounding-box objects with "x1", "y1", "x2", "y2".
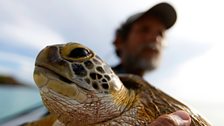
[{"x1": 124, "y1": 42, "x2": 162, "y2": 72}]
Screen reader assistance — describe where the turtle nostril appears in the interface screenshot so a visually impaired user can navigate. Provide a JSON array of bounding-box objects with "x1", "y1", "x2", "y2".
[{"x1": 68, "y1": 48, "x2": 90, "y2": 58}]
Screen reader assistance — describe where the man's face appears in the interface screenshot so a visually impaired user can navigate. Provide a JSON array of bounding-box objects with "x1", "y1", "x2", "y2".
[{"x1": 121, "y1": 15, "x2": 166, "y2": 71}]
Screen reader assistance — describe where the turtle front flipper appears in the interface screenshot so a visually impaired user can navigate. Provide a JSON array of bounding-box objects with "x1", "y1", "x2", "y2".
[{"x1": 118, "y1": 74, "x2": 212, "y2": 126}]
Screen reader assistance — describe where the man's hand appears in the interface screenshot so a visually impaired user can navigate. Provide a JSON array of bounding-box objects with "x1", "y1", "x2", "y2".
[{"x1": 150, "y1": 110, "x2": 191, "y2": 126}]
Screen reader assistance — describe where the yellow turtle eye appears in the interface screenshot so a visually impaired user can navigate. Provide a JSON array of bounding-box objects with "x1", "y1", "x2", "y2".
[
  {"x1": 61, "y1": 43, "x2": 93, "y2": 61},
  {"x1": 68, "y1": 48, "x2": 90, "y2": 58}
]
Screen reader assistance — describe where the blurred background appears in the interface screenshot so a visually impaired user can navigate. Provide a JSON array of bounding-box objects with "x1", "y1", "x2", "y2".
[{"x1": 0, "y1": 0, "x2": 223, "y2": 125}]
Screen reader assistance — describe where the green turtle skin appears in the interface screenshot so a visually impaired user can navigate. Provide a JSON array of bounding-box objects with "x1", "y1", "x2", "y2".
[{"x1": 28, "y1": 42, "x2": 211, "y2": 126}]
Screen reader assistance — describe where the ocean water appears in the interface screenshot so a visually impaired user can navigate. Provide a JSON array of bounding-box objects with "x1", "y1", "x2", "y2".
[{"x1": 0, "y1": 85, "x2": 42, "y2": 124}]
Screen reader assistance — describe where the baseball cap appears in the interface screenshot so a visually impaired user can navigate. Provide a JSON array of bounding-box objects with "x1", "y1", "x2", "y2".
[{"x1": 125, "y1": 2, "x2": 177, "y2": 29}]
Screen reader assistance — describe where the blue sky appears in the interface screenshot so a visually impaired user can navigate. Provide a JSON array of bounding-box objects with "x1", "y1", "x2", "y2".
[{"x1": 0, "y1": 0, "x2": 224, "y2": 125}]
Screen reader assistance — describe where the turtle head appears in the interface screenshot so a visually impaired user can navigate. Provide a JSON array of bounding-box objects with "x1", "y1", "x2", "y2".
[
  {"x1": 34, "y1": 42, "x2": 122, "y2": 93},
  {"x1": 34, "y1": 42, "x2": 133, "y2": 124}
]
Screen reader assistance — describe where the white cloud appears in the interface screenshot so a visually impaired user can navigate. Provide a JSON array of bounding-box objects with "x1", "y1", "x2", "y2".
[
  {"x1": 0, "y1": 1, "x2": 65, "y2": 50},
  {"x1": 159, "y1": 42, "x2": 224, "y2": 103},
  {"x1": 1, "y1": 20, "x2": 65, "y2": 50},
  {"x1": 0, "y1": 51, "x2": 35, "y2": 85},
  {"x1": 168, "y1": 0, "x2": 224, "y2": 44}
]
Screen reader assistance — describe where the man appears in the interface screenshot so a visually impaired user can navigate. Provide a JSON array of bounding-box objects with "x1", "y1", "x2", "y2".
[
  {"x1": 112, "y1": 2, "x2": 191, "y2": 126},
  {"x1": 113, "y1": 2, "x2": 176, "y2": 76}
]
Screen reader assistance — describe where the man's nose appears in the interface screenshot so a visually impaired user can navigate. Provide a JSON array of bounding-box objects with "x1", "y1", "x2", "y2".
[{"x1": 145, "y1": 33, "x2": 162, "y2": 43}]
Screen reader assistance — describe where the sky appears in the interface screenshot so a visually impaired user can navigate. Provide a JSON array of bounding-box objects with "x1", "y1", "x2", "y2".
[{"x1": 0, "y1": 0, "x2": 224, "y2": 125}]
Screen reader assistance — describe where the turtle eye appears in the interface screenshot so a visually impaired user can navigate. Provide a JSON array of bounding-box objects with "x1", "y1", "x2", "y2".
[
  {"x1": 61, "y1": 43, "x2": 94, "y2": 61},
  {"x1": 68, "y1": 48, "x2": 91, "y2": 58}
]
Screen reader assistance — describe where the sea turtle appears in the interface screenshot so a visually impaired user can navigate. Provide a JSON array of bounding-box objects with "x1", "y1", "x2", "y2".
[{"x1": 31, "y1": 42, "x2": 211, "y2": 126}]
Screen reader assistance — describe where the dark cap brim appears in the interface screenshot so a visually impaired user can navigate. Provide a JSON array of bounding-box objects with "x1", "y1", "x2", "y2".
[{"x1": 127, "y1": 2, "x2": 177, "y2": 29}]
